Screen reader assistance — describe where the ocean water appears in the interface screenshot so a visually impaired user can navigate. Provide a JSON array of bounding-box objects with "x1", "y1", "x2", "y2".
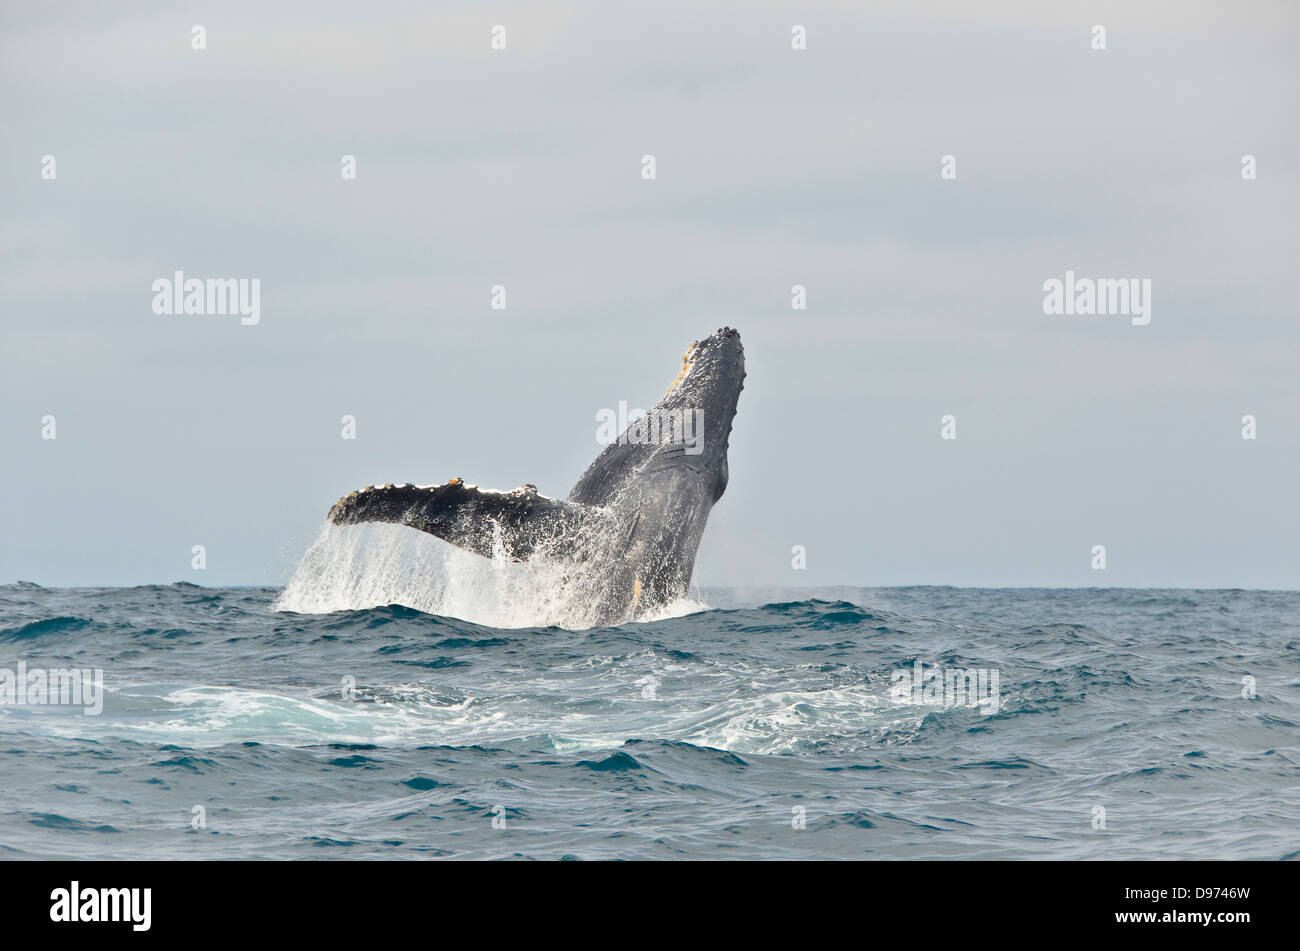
[{"x1": 1, "y1": 576, "x2": 1297, "y2": 860}]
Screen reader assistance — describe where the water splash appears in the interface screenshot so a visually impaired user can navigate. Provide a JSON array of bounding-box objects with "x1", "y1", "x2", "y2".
[{"x1": 274, "y1": 522, "x2": 707, "y2": 628}]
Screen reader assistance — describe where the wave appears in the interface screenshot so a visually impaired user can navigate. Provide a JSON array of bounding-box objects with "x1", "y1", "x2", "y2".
[{"x1": 0, "y1": 616, "x2": 92, "y2": 641}]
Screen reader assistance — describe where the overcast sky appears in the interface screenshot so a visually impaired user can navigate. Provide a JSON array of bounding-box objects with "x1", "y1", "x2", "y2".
[{"x1": 2, "y1": 0, "x2": 1297, "y2": 589}]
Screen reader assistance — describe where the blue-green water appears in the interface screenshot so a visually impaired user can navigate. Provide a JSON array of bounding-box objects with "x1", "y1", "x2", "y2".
[{"x1": 1, "y1": 583, "x2": 1296, "y2": 859}]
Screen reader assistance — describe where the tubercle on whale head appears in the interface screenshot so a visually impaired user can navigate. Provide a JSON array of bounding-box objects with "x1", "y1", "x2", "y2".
[
  {"x1": 669, "y1": 327, "x2": 744, "y2": 405},
  {"x1": 664, "y1": 327, "x2": 744, "y2": 395},
  {"x1": 664, "y1": 340, "x2": 699, "y2": 395}
]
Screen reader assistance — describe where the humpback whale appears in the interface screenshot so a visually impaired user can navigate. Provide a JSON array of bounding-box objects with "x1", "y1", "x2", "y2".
[{"x1": 326, "y1": 327, "x2": 745, "y2": 625}]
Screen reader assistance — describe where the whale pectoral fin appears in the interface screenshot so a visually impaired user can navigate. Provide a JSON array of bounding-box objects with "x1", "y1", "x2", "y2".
[{"x1": 328, "y1": 480, "x2": 589, "y2": 560}]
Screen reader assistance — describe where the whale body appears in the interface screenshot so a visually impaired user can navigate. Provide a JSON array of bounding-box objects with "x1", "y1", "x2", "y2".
[{"x1": 327, "y1": 327, "x2": 745, "y2": 625}]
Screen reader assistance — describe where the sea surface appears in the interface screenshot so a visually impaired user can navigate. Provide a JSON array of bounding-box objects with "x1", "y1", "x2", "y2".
[{"x1": 1, "y1": 582, "x2": 1296, "y2": 860}]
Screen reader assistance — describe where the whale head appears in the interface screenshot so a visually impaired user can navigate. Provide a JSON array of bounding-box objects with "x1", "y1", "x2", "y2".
[
  {"x1": 568, "y1": 327, "x2": 745, "y2": 508},
  {"x1": 655, "y1": 326, "x2": 745, "y2": 501}
]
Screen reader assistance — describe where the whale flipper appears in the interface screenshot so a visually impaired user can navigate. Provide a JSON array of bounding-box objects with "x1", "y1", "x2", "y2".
[{"x1": 328, "y1": 479, "x2": 593, "y2": 561}]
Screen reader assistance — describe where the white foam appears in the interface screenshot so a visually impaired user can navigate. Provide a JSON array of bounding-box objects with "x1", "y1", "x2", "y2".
[
  {"x1": 9, "y1": 675, "x2": 919, "y2": 755},
  {"x1": 275, "y1": 521, "x2": 704, "y2": 629}
]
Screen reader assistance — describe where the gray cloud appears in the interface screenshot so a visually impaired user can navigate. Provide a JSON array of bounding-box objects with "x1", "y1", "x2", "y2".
[{"x1": 1, "y1": 1, "x2": 1296, "y2": 588}]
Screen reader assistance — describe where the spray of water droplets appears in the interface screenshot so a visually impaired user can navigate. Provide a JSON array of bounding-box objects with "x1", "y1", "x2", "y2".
[{"x1": 275, "y1": 521, "x2": 706, "y2": 629}]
